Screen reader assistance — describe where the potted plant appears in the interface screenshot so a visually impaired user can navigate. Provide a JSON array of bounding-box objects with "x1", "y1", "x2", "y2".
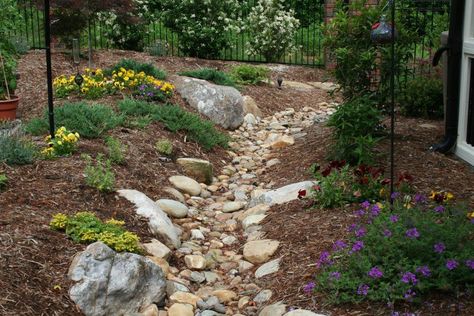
[{"x1": 0, "y1": 49, "x2": 18, "y2": 121}]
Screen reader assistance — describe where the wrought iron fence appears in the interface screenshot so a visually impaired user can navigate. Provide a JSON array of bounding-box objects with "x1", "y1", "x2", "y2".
[{"x1": 9, "y1": 0, "x2": 450, "y2": 68}]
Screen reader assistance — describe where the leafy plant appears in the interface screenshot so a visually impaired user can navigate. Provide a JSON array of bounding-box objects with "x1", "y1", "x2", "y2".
[
  {"x1": 50, "y1": 211, "x2": 142, "y2": 253},
  {"x1": 179, "y1": 68, "x2": 236, "y2": 87},
  {"x1": 147, "y1": 40, "x2": 168, "y2": 57},
  {"x1": 0, "y1": 173, "x2": 7, "y2": 189},
  {"x1": 0, "y1": 135, "x2": 36, "y2": 165},
  {"x1": 398, "y1": 76, "x2": 444, "y2": 119},
  {"x1": 104, "y1": 59, "x2": 166, "y2": 80},
  {"x1": 311, "y1": 163, "x2": 354, "y2": 209},
  {"x1": 229, "y1": 64, "x2": 270, "y2": 85},
  {"x1": 118, "y1": 98, "x2": 159, "y2": 117},
  {"x1": 41, "y1": 126, "x2": 80, "y2": 158},
  {"x1": 105, "y1": 136, "x2": 126, "y2": 165},
  {"x1": 82, "y1": 153, "x2": 115, "y2": 192},
  {"x1": 311, "y1": 197, "x2": 474, "y2": 305},
  {"x1": 26, "y1": 102, "x2": 124, "y2": 138},
  {"x1": 246, "y1": 0, "x2": 300, "y2": 63},
  {"x1": 155, "y1": 138, "x2": 173, "y2": 156}
]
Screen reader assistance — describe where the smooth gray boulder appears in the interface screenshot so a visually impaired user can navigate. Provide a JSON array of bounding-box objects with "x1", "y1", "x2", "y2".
[
  {"x1": 68, "y1": 242, "x2": 166, "y2": 316},
  {"x1": 117, "y1": 189, "x2": 181, "y2": 249},
  {"x1": 249, "y1": 181, "x2": 316, "y2": 207},
  {"x1": 173, "y1": 76, "x2": 244, "y2": 129}
]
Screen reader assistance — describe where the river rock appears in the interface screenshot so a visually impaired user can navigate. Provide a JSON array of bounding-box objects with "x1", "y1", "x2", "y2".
[
  {"x1": 169, "y1": 176, "x2": 202, "y2": 196},
  {"x1": 169, "y1": 291, "x2": 201, "y2": 307},
  {"x1": 156, "y1": 199, "x2": 189, "y2": 218},
  {"x1": 68, "y1": 242, "x2": 166, "y2": 316},
  {"x1": 255, "y1": 258, "x2": 281, "y2": 278},
  {"x1": 143, "y1": 239, "x2": 171, "y2": 260},
  {"x1": 184, "y1": 255, "x2": 207, "y2": 270},
  {"x1": 174, "y1": 76, "x2": 244, "y2": 129},
  {"x1": 242, "y1": 214, "x2": 267, "y2": 230},
  {"x1": 249, "y1": 181, "x2": 315, "y2": 207},
  {"x1": 259, "y1": 302, "x2": 286, "y2": 316},
  {"x1": 168, "y1": 303, "x2": 194, "y2": 316},
  {"x1": 117, "y1": 190, "x2": 181, "y2": 249},
  {"x1": 222, "y1": 201, "x2": 246, "y2": 213},
  {"x1": 242, "y1": 95, "x2": 263, "y2": 118},
  {"x1": 212, "y1": 289, "x2": 237, "y2": 303},
  {"x1": 163, "y1": 186, "x2": 186, "y2": 203},
  {"x1": 243, "y1": 239, "x2": 280, "y2": 264},
  {"x1": 176, "y1": 158, "x2": 213, "y2": 184},
  {"x1": 284, "y1": 310, "x2": 327, "y2": 316}
]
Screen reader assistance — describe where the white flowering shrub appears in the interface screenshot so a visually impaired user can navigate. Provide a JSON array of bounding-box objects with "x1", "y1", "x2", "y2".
[
  {"x1": 246, "y1": 0, "x2": 300, "y2": 62},
  {"x1": 160, "y1": 0, "x2": 239, "y2": 58}
]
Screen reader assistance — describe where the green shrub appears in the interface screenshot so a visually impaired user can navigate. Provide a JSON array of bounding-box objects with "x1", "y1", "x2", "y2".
[
  {"x1": 155, "y1": 138, "x2": 173, "y2": 156},
  {"x1": 229, "y1": 64, "x2": 270, "y2": 85},
  {"x1": 104, "y1": 58, "x2": 166, "y2": 80},
  {"x1": 0, "y1": 135, "x2": 36, "y2": 165},
  {"x1": 0, "y1": 173, "x2": 7, "y2": 189},
  {"x1": 153, "y1": 104, "x2": 230, "y2": 150},
  {"x1": 41, "y1": 126, "x2": 80, "y2": 158},
  {"x1": 25, "y1": 102, "x2": 123, "y2": 139},
  {"x1": 50, "y1": 211, "x2": 142, "y2": 253},
  {"x1": 118, "y1": 98, "x2": 159, "y2": 117},
  {"x1": 399, "y1": 76, "x2": 444, "y2": 119},
  {"x1": 123, "y1": 115, "x2": 154, "y2": 129},
  {"x1": 179, "y1": 68, "x2": 236, "y2": 87},
  {"x1": 312, "y1": 196, "x2": 474, "y2": 304},
  {"x1": 147, "y1": 40, "x2": 168, "y2": 57},
  {"x1": 82, "y1": 153, "x2": 115, "y2": 192},
  {"x1": 9, "y1": 36, "x2": 29, "y2": 55},
  {"x1": 105, "y1": 136, "x2": 127, "y2": 165},
  {"x1": 327, "y1": 96, "x2": 382, "y2": 165}
]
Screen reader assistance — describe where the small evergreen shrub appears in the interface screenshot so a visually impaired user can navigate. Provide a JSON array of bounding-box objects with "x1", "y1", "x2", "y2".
[
  {"x1": 105, "y1": 136, "x2": 126, "y2": 165},
  {"x1": 104, "y1": 58, "x2": 166, "y2": 80},
  {"x1": 229, "y1": 64, "x2": 270, "y2": 85},
  {"x1": 0, "y1": 173, "x2": 7, "y2": 189},
  {"x1": 25, "y1": 102, "x2": 124, "y2": 139},
  {"x1": 50, "y1": 211, "x2": 142, "y2": 253},
  {"x1": 155, "y1": 138, "x2": 173, "y2": 156},
  {"x1": 82, "y1": 154, "x2": 115, "y2": 193},
  {"x1": 399, "y1": 76, "x2": 444, "y2": 119},
  {"x1": 118, "y1": 98, "x2": 159, "y2": 117},
  {"x1": 0, "y1": 135, "x2": 36, "y2": 165},
  {"x1": 179, "y1": 68, "x2": 236, "y2": 87}
]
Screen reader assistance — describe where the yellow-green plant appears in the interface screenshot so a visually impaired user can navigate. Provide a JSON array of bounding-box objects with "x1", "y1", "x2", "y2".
[
  {"x1": 0, "y1": 173, "x2": 7, "y2": 189},
  {"x1": 155, "y1": 138, "x2": 173, "y2": 156},
  {"x1": 50, "y1": 211, "x2": 142, "y2": 253},
  {"x1": 82, "y1": 154, "x2": 115, "y2": 192},
  {"x1": 105, "y1": 136, "x2": 127, "y2": 165},
  {"x1": 41, "y1": 126, "x2": 80, "y2": 158}
]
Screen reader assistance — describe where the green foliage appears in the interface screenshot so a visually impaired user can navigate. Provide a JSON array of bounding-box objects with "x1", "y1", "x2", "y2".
[
  {"x1": 41, "y1": 126, "x2": 80, "y2": 159},
  {"x1": 0, "y1": 46, "x2": 17, "y2": 99},
  {"x1": 155, "y1": 138, "x2": 173, "y2": 156},
  {"x1": 118, "y1": 98, "x2": 159, "y2": 116},
  {"x1": 399, "y1": 76, "x2": 444, "y2": 119},
  {"x1": 50, "y1": 212, "x2": 142, "y2": 253},
  {"x1": 0, "y1": 135, "x2": 36, "y2": 165},
  {"x1": 229, "y1": 64, "x2": 270, "y2": 85},
  {"x1": 105, "y1": 136, "x2": 127, "y2": 165},
  {"x1": 312, "y1": 164, "x2": 353, "y2": 209},
  {"x1": 147, "y1": 40, "x2": 168, "y2": 57},
  {"x1": 313, "y1": 197, "x2": 474, "y2": 304},
  {"x1": 82, "y1": 153, "x2": 115, "y2": 192},
  {"x1": 179, "y1": 68, "x2": 236, "y2": 87},
  {"x1": 26, "y1": 102, "x2": 123, "y2": 139},
  {"x1": 105, "y1": 58, "x2": 166, "y2": 80},
  {"x1": 160, "y1": 0, "x2": 239, "y2": 58},
  {"x1": 0, "y1": 173, "x2": 7, "y2": 189},
  {"x1": 8, "y1": 37, "x2": 29, "y2": 55},
  {"x1": 327, "y1": 96, "x2": 382, "y2": 165}
]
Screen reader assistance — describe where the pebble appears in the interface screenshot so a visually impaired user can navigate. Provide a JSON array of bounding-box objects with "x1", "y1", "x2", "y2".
[
  {"x1": 168, "y1": 303, "x2": 194, "y2": 316},
  {"x1": 222, "y1": 201, "x2": 246, "y2": 213},
  {"x1": 184, "y1": 255, "x2": 207, "y2": 270},
  {"x1": 255, "y1": 258, "x2": 281, "y2": 278}
]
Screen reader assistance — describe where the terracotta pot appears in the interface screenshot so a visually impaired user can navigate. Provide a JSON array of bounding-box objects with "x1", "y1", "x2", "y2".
[{"x1": 0, "y1": 96, "x2": 19, "y2": 121}]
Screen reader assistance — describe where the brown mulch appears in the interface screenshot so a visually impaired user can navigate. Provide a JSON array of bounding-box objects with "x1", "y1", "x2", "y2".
[{"x1": 259, "y1": 115, "x2": 474, "y2": 315}]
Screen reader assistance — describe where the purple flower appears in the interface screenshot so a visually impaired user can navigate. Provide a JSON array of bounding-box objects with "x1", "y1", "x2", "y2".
[
  {"x1": 405, "y1": 228, "x2": 420, "y2": 239},
  {"x1": 471, "y1": 218, "x2": 474, "y2": 224},
  {"x1": 465, "y1": 259, "x2": 474, "y2": 269},
  {"x1": 416, "y1": 265, "x2": 431, "y2": 277},
  {"x1": 401, "y1": 272, "x2": 418, "y2": 284},
  {"x1": 350, "y1": 240, "x2": 364, "y2": 253},
  {"x1": 361, "y1": 200, "x2": 371, "y2": 209},
  {"x1": 434, "y1": 205, "x2": 445, "y2": 213},
  {"x1": 348, "y1": 223, "x2": 357, "y2": 232},
  {"x1": 383, "y1": 229, "x2": 392, "y2": 237},
  {"x1": 446, "y1": 259, "x2": 458, "y2": 270},
  {"x1": 303, "y1": 281, "x2": 315, "y2": 294},
  {"x1": 354, "y1": 209, "x2": 366, "y2": 217},
  {"x1": 414, "y1": 193, "x2": 427, "y2": 204},
  {"x1": 333, "y1": 240, "x2": 347, "y2": 251},
  {"x1": 404, "y1": 288, "x2": 416, "y2": 302},
  {"x1": 391, "y1": 192, "x2": 401, "y2": 200},
  {"x1": 434, "y1": 242, "x2": 446, "y2": 254},
  {"x1": 355, "y1": 227, "x2": 367, "y2": 238},
  {"x1": 368, "y1": 266, "x2": 383, "y2": 279},
  {"x1": 389, "y1": 215, "x2": 399, "y2": 223},
  {"x1": 371, "y1": 204, "x2": 381, "y2": 216},
  {"x1": 330, "y1": 271, "x2": 341, "y2": 280},
  {"x1": 357, "y1": 284, "x2": 369, "y2": 296},
  {"x1": 316, "y1": 251, "x2": 332, "y2": 268}
]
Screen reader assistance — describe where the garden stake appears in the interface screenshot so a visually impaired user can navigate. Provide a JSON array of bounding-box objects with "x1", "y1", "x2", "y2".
[
  {"x1": 0, "y1": 51, "x2": 11, "y2": 99},
  {"x1": 44, "y1": 0, "x2": 55, "y2": 139},
  {"x1": 389, "y1": 0, "x2": 396, "y2": 207}
]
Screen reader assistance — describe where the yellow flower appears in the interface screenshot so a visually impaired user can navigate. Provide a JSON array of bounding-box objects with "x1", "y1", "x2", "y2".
[
  {"x1": 57, "y1": 141, "x2": 62, "y2": 146},
  {"x1": 124, "y1": 76, "x2": 129, "y2": 81},
  {"x1": 467, "y1": 211, "x2": 474, "y2": 219}
]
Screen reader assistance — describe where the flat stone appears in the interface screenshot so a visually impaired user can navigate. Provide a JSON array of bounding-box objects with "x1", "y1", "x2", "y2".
[
  {"x1": 307, "y1": 81, "x2": 339, "y2": 91},
  {"x1": 169, "y1": 291, "x2": 201, "y2": 307},
  {"x1": 191, "y1": 229, "x2": 205, "y2": 240},
  {"x1": 270, "y1": 135, "x2": 295, "y2": 149},
  {"x1": 143, "y1": 239, "x2": 171, "y2": 260},
  {"x1": 242, "y1": 214, "x2": 267, "y2": 230},
  {"x1": 222, "y1": 201, "x2": 246, "y2": 213},
  {"x1": 204, "y1": 271, "x2": 220, "y2": 284},
  {"x1": 243, "y1": 95, "x2": 263, "y2": 118},
  {"x1": 147, "y1": 256, "x2": 170, "y2": 275},
  {"x1": 221, "y1": 235, "x2": 237, "y2": 246},
  {"x1": 243, "y1": 239, "x2": 280, "y2": 264},
  {"x1": 244, "y1": 113, "x2": 257, "y2": 125},
  {"x1": 163, "y1": 186, "x2": 186, "y2": 203},
  {"x1": 258, "y1": 302, "x2": 286, "y2": 316},
  {"x1": 212, "y1": 289, "x2": 237, "y2": 303},
  {"x1": 266, "y1": 158, "x2": 281, "y2": 168},
  {"x1": 156, "y1": 199, "x2": 189, "y2": 218},
  {"x1": 166, "y1": 281, "x2": 190, "y2": 297},
  {"x1": 235, "y1": 204, "x2": 270, "y2": 222},
  {"x1": 249, "y1": 181, "x2": 315, "y2": 207},
  {"x1": 168, "y1": 303, "x2": 194, "y2": 316},
  {"x1": 169, "y1": 175, "x2": 202, "y2": 196},
  {"x1": 238, "y1": 260, "x2": 254, "y2": 273},
  {"x1": 140, "y1": 304, "x2": 159, "y2": 316},
  {"x1": 184, "y1": 255, "x2": 207, "y2": 270},
  {"x1": 278, "y1": 80, "x2": 314, "y2": 91},
  {"x1": 254, "y1": 290, "x2": 272, "y2": 304},
  {"x1": 255, "y1": 258, "x2": 281, "y2": 278},
  {"x1": 238, "y1": 296, "x2": 250, "y2": 309},
  {"x1": 284, "y1": 310, "x2": 327, "y2": 316},
  {"x1": 190, "y1": 271, "x2": 206, "y2": 283},
  {"x1": 177, "y1": 158, "x2": 213, "y2": 185}
]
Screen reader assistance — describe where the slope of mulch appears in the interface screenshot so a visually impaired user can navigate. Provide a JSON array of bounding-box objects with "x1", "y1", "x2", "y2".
[
  {"x1": 259, "y1": 116, "x2": 474, "y2": 315},
  {"x1": 1, "y1": 50, "x2": 332, "y2": 315}
]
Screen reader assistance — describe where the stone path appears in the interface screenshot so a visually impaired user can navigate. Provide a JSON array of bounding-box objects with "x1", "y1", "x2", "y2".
[{"x1": 70, "y1": 95, "x2": 338, "y2": 316}]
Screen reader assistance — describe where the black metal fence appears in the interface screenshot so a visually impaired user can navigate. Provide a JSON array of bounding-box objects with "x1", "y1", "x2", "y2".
[{"x1": 9, "y1": 0, "x2": 450, "y2": 68}]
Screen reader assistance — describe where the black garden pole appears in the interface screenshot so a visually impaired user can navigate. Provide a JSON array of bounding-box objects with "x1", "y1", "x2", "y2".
[
  {"x1": 44, "y1": 0, "x2": 55, "y2": 138},
  {"x1": 389, "y1": 0, "x2": 396, "y2": 206}
]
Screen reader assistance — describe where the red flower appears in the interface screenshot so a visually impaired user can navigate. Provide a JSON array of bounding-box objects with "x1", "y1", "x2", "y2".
[
  {"x1": 313, "y1": 185, "x2": 321, "y2": 191},
  {"x1": 298, "y1": 189, "x2": 307, "y2": 199},
  {"x1": 371, "y1": 22, "x2": 381, "y2": 30}
]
